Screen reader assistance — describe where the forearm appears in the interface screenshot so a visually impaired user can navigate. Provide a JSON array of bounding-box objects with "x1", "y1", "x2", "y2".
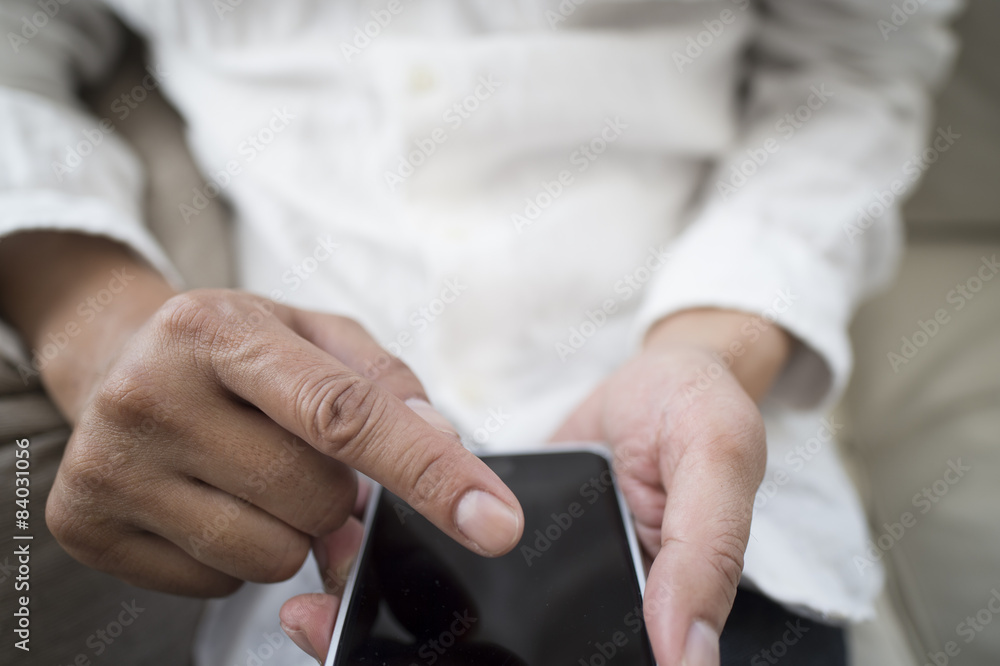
[
  {"x1": 644, "y1": 308, "x2": 792, "y2": 402},
  {"x1": 0, "y1": 231, "x2": 176, "y2": 420}
]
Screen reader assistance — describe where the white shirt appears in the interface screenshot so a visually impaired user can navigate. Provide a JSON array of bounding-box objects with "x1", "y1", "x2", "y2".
[{"x1": 0, "y1": 0, "x2": 961, "y2": 663}]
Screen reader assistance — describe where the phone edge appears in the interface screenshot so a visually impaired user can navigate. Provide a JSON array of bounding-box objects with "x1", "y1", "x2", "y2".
[
  {"x1": 324, "y1": 443, "x2": 650, "y2": 666},
  {"x1": 324, "y1": 477, "x2": 382, "y2": 666}
]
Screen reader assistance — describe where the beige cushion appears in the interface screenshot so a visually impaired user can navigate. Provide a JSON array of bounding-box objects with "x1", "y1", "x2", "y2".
[
  {"x1": 904, "y1": 0, "x2": 1000, "y2": 231},
  {"x1": 843, "y1": 242, "x2": 1000, "y2": 665},
  {"x1": 84, "y1": 38, "x2": 234, "y2": 291},
  {"x1": 4, "y1": 5, "x2": 997, "y2": 664},
  {"x1": 0, "y1": 34, "x2": 224, "y2": 666}
]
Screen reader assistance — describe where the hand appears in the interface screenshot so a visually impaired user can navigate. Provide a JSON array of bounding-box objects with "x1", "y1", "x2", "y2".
[
  {"x1": 551, "y1": 308, "x2": 791, "y2": 666},
  {"x1": 277, "y1": 309, "x2": 790, "y2": 664},
  {"x1": 0, "y1": 233, "x2": 523, "y2": 597}
]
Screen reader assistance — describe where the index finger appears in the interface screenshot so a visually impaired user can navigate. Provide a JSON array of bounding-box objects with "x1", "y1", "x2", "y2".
[{"x1": 191, "y1": 297, "x2": 524, "y2": 558}]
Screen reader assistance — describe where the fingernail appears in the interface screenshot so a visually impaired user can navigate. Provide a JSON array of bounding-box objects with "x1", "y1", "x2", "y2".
[
  {"x1": 682, "y1": 620, "x2": 720, "y2": 666},
  {"x1": 326, "y1": 557, "x2": 354, "y2": 595},
  {"x1": 405, "y1": 398, "x2": 460, "y2": 437},
  {"x1": 455, "y1": 490, "x2": 521, "y2": 556},
  {"x1": 280, "y1": 621, "x2": 322, "y2": 664}
]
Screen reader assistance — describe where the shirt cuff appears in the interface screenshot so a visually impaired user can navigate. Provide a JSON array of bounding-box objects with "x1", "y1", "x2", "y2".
[
  {"x1": 0, "y1": 190, "x2": 182, "y2": 367},
  {"x1": 631, "y1": 212, "x2": 860, "y2": 410}
]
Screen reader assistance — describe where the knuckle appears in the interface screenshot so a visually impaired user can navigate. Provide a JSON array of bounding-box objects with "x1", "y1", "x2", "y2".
[
  {"x1": 301, "y1": 372, "x2": 383, "y2": 455},
  {"x1": 93, "y1": 363, "x2": 164, "y2": 431},
  {"x1": 56, "y1": 428, "x2": 128, "y2": 503},
  {"x1": 89, "y1": 536, "x2": 136, "y2": 576},
  {"x1": 45, "y1": 483, "x2": 111, "y2": 564},
  {"x1": 64, "y1": 457, "x2": 117, "y2": 499},
  {"x1": 717, "y1": 413, "x2": 767, "y2": 479},
  {"x1": 257, "y1": 534, "x2": 310, "y2": 583},
  {"x1": 44, "y1": 487, "x2": 79, "y2": 546},
  {"x1": 300, "y1": 470, "x2": 357, "y2": 537},
  {"x1": 704, "y1": 534, "x2": 746, "y2": 593},
  {"x1": 681, "y1": 398, "x2": 767, "y2": 479},
  {"x1": 157, "y1": 290, "x2": 227, "y2": 343},
  {"x1": 408, "y1": 446, "x2": 462, "y2": 509},
  {"x1": 157, "y1": 290, "x2": 269, "y2": 377},
  {"x1": 663, "y1": 534, "x2": 746, "y2": 598}
]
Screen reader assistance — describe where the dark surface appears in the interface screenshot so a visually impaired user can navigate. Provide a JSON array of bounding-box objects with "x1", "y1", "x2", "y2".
[
  {"x1": 0, "y1": 428, "x2": 204, "y2": 666},
  {"x1": 721, "y1": 587, "x2": 847, "y2": 666},
  {"x1": 334, "y1": 451, "x2": 655, "y2": 666}
]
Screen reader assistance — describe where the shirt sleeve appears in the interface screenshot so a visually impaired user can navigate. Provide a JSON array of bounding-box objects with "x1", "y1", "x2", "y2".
[
  {"x1": 0, "y1": 0, "x2": 180, "y2": 365},
  {"x1": 632, "y1": 0, "x2": 964, "y2": 409}
]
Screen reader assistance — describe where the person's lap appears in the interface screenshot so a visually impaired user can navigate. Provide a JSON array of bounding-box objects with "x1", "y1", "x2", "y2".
[
  {"x1": 0, "y1": 421, "x2": 205, "y2": 666},
  {"x1": 1, "y1": 424, "x2": 844, "y2": 665},
  {"x1": 722, "y1": 588, "x2": 846, "y2": 666}
]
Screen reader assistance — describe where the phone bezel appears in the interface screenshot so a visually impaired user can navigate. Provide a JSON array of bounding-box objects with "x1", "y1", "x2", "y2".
[{"x1": 324, "y1": 443, "x2": 649, "y2": 666}]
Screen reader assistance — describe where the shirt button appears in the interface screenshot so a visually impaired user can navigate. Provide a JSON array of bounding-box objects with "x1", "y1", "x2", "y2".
[
  {"x1": 459, "y1": 380, "x2": 481, "y2": 402},
  {"x1": 409, "y1": 66, "x2": 436, "y2": 94}
]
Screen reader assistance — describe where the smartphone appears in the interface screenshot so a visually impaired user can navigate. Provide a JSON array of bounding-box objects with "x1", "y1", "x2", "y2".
[{"x1": 326, "y1": 446, "x2": 656, "y2": 666}]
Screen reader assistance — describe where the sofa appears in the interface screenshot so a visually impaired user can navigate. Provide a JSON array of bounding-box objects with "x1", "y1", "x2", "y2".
[{"x1": 1, "y1": 1, "x2": 996, "y2": 663}]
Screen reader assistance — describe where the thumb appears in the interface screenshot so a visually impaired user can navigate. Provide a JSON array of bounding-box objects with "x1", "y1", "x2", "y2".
[
  {"x1": 280, "y1": 593, "x2": 339, "y2": 664},
  {"x1": 643, "y1": 408, "x2": 765, "y2": 666},
  {"x1": 279, "y1": 518, "x2": 365, "y2": 663}
]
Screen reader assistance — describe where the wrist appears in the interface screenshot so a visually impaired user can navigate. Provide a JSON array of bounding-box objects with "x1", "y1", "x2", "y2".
[
  {"x1": 643, "y1": 308, "x2": 792, "y2": 402},
  {"x1": 0, "y1": 232, "x2": 176, "y2": 420},
  {"x1": 42, "y1": 272, "x2": 175, "y2": 421}
]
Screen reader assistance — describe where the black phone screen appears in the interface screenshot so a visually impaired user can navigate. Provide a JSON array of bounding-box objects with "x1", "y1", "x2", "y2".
[{"x1": 331, "y1": 450, "x2": 655, "y2": 666}]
